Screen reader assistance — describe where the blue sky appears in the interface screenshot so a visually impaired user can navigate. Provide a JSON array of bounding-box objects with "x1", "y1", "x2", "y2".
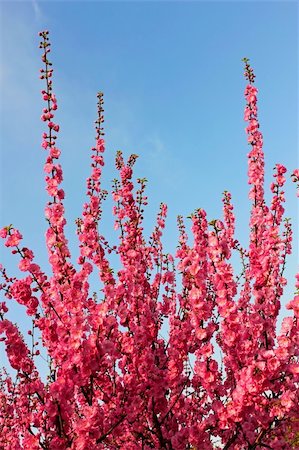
[{"x1": 0, "y1": 1, "x2": 298, "y2": 369}]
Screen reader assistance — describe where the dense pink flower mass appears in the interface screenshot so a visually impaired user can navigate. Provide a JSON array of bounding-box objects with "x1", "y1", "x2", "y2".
[{"x1": 0, "y1": 36, "x2": 298, "y2": 450}]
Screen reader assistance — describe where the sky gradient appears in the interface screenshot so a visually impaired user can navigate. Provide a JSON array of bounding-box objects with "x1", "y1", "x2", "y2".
[{"x1": 0, "y1": 1, "x2": 298, "y2": 369}]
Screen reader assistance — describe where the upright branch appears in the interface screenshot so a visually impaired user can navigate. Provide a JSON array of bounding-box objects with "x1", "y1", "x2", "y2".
[
  {"x1": 39, "y1": 30, "x2": 73, "y2": 284},
  {"x1": 76, "y1": 91, "x2": 116, "y2": 287},
  {"x1": 243, "y1": 58, "x2": 276, "y2": 350}
]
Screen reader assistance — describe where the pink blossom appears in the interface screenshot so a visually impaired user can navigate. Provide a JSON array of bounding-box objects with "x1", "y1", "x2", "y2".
[{"x1": 4, "y1": 229, "x2": 22, "y2": 247}]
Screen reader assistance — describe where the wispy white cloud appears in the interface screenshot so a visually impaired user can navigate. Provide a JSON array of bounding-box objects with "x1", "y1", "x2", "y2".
[
  {"x1": 32, "y1": 0, "x2": 44, "y2": 23},
  {"x1": 140, "y1": 133, "x2": 181, "y2": 190},
  {"x1": 0, "y1": 2, "x2": 47, "y2": 119},
  {"x1": 143, "y1": 134, "x2": 166, "y2": 160},
  {"x1": 0, "y1": 16, "x2": 39, "y2": 125}
]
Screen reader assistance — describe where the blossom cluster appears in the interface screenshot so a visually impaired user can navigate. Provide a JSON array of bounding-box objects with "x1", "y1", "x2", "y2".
[{"x1": 0, "y1": 33, "x2": 298, "y2": 449}]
